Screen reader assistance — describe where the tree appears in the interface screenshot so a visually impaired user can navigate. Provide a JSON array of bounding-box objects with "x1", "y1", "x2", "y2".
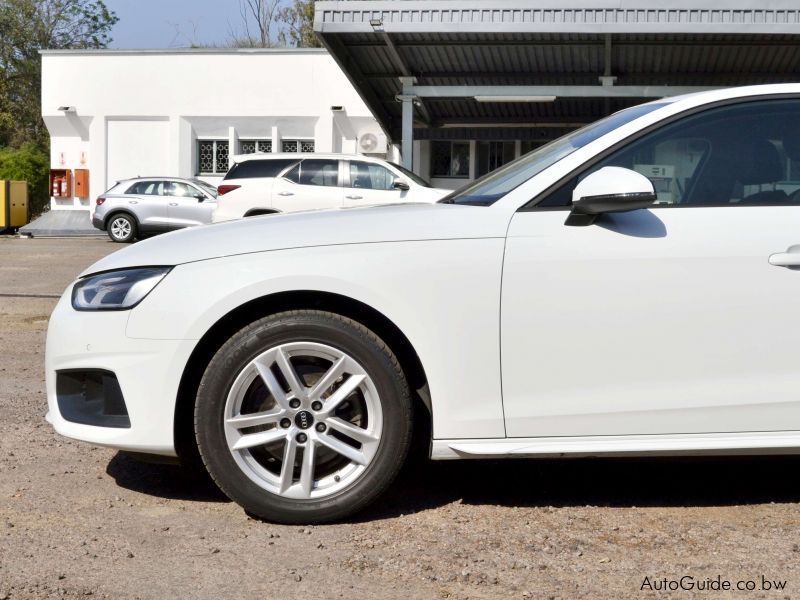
[
  {"x1": 228, "y1": 0, "x2": 319, "y2": 49},
  {"x1": 0, "y1": 0, "x2": 118, "y2": 147},
  {"x1": 229, "y1": 0, "x2": 282, "y2": 48},
  {"x1": 277, "y1": 0, "x2": 320, "y2": 48},
  {"x1": 0, "y1": 143, "x2": 50, "y2": 216},
  {"x1": 0, "y1": 0, "x2": 116, "y2": 214}
]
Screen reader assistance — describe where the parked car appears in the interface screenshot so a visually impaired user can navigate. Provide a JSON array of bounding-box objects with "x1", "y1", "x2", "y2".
[
  {"x1": 92, "y1": 177, "x2": 218, "y2": 242},
  {"x1": 212, "y1": 153, "x2": 449, "y2": 222},
  {"x1": 47, "y1": 84, "x2": 800, "y2": 524}
]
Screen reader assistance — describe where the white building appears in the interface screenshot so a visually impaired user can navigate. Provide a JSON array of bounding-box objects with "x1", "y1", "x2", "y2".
[
  {"x1": 38, "y1": 0, "x2": 800, "y2": 226},
  {"x1": 40, "y1": 48, "x2": 392, "y2": 212}
]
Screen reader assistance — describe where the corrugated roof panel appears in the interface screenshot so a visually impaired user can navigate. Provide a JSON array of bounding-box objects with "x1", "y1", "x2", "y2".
[
  {"x1": 316, "y1": 1, "x2": 800, "y2": 34},
  {"x1": 318, "y1": 14, "x2": 800, "y2": 138}
]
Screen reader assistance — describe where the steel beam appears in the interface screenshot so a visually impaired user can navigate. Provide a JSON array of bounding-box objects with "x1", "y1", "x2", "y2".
[{"x1": 406, "y1": 85, "x2": 720, "y2": 99}]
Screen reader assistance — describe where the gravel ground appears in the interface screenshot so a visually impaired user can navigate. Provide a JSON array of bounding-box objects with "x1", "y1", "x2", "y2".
[{"x1": 1, "y1": 236, "x2": 800, "y2": 599}]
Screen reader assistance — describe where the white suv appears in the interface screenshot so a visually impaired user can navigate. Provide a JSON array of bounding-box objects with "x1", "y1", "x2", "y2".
[{"x1": 212, "y1": 153, "x2": 449, "y2": 222}]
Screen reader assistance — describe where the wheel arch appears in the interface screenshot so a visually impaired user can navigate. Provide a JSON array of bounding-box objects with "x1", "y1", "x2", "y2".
[
  {"x1": 173, "y1": 290, "x2": 431, "y2": 467},
  {"x1": 243, "y1": 208, "x2": 281, "y2": 217}
]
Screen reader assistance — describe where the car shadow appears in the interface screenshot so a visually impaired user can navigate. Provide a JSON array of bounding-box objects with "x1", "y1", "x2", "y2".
[
  {"x1": 596, "y1": 209, "x2": 667, "y2": 238},
  {"x1": 106, "y1": 450, "x2": 800, "y2": 519},
  {"x1": 358, "y1": 454, "x2": 800, "y2": 522},
  {"x1": 106, "y1": 452, "x2": 227, "y2": 503}
]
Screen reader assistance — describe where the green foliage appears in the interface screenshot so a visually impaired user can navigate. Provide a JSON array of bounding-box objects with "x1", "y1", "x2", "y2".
[
  {"x1": 277, "y1": 0, "x2": 320, "y2": 48},
  {"x1": 0, "y1": 142, "x2": 50, "y2": 216},
  {"x1": 0, "y1": 0, "x2": 118, "y2": 151}
]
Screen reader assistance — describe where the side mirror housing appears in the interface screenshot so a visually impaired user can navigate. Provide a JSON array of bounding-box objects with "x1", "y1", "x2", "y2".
[
  {"x1": 566, "y1": 166, "x2": 656, "y2": 226},
  {"x1": 194, "y1": 192, "x2": 206, "y2": 202},
  {"x1": 392, "y1": 178, "x2": 410, "y2": 191}
]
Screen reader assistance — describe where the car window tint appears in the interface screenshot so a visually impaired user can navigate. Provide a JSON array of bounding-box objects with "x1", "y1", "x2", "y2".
[
  {"x1": 126, "y1": 181, "x2": 164, "y2": 196},
  {"x1": 167, "y1": 182, "x2": 197, "y2": 197},
  {"x1": 536, "y1": 98, "x2": 800, "y2": 208},
  {"x1": 283, "y1": 163, "x2": 300, "y2": 184},
  {"x1": 299, "y1": 159, "x2": 339, "y2": 187},
  {"x1": 350, "y1": 161, "x2": 395, "y2": 190},
  {"x1": 126, "y1": 181, "x2": 159, "y2": 195},
  {"x1": 225, "y1": 159, "x2": 297, "y2": 180}
]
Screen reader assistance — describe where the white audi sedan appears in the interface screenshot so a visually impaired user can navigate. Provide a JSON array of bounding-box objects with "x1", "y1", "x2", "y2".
[{"x1": 46, "y1": 84, "x2": 800, "y2": 523}]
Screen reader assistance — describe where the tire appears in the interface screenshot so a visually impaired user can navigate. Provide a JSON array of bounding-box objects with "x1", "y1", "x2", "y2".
[
  {"x1": 194, "y1": 310, "x2": 413, "y2": 523},
  {"x1": 107, "y1": 214, "x2": 137, "y2": 243}
]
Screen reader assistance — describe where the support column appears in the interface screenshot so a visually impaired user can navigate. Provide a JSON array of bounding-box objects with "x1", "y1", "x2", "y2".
[
  {"x1": 271, "y1": 125, "x2": 279, "y2": 153},
  {"x1": 398, "y1": 76, "x2": 417, "y2": 171},
  {"x1": 401, "y1": 98, "x2": 413, "y2": 170},
  {"x1": 228, "y1": 126, "x2": 238, "y2": 170}
]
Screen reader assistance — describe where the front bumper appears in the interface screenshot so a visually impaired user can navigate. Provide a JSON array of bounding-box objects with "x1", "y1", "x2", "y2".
[{"x1": 45, "y1": 288, "x2": 198, "y2": 456}]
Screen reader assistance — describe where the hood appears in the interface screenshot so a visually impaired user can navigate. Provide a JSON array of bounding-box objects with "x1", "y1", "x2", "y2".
[
  {"x1": 430, "y1": 187, "x2": 452, "y2": 198},
  {"x1": 82, "y1": 203, "x2": 507, "y2": 276}
]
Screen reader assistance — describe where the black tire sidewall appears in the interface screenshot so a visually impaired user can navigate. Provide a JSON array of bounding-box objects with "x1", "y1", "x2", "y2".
[{"x1": 194, "y1": 311, "x2": 412, "y2": 523}]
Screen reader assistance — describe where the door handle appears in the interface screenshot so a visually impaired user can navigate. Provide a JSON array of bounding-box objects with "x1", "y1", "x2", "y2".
[
  {"x1": 769, "y1": 245, "x2": 800, "y2": 268},
  {"x1": 128, "y1": 200, "x2": 138, "y2": 204},
  {"x1": 168, "y1": 202, "x2": 178, "y2": 206},
  {"x1": 278, "y1": 191, "x2": 294, "y2": 197},
  {"x1": 346, "y1": 195, "x2": 363, "y2": 200}
]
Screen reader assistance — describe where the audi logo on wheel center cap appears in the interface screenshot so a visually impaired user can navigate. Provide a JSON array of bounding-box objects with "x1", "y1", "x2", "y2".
[{"x1": 294, "y1": 410, "x2": 314, "y2": 430}]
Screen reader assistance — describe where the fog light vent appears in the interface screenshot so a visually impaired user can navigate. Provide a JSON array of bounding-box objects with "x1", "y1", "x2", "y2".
[{"x1": 56, "y1": 370, "x2": 130, "y2": 428}]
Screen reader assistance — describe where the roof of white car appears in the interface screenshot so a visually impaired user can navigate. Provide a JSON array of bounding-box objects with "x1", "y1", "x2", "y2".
[{"x1": 232, "y1": 152, "x2": 392, "y2": 163}]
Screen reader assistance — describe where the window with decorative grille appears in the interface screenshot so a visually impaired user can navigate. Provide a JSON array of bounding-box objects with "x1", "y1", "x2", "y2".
[
  {"x1": 198, "y1": 140, "x2": 230, "y2": 174},
  {"x1": 240, "y1": 140, "x2": 273, "y2": 154},
  {"x1": 281, "y1": 140, "x2": 315, "y2": 153}
]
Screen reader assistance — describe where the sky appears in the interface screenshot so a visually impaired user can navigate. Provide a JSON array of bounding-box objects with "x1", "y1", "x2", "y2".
[{"x1": 104, "y1": 0, "x2": 255, "y2": 49}]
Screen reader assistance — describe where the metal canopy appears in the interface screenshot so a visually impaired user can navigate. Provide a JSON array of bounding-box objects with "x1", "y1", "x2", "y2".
[{"x1": 314, "y1": 1, "x2": 800, "y2": 167}]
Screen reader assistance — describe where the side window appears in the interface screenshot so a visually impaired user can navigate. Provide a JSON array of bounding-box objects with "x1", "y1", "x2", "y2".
[
  {"x1": 226, "y1": 159, "x2": 297, "y2": 180},
  {"x1": 128, "y1": 181, "x2": 164, "y2": 196},
  {"x1": 283, "y1": 163, "x2": 300, "y2": 183},
  {"x1": 431, "y1": 141, "x2": 470, "y2": 178},
  {"x1": 535, "y1": 99, "x2": 800, "y2": 208},
  {"x1": 349, "y1": 161, "x2": 396, "y2": 190},
  {"x1": 126, "y1": 181, "x2": 159, "y2": 195},
  {"x1": 167, "y1": 182, "x2": 197, "y2": 197},
  {"x1": 298, "y1": 159, "x2": 339, "y2": 187}
]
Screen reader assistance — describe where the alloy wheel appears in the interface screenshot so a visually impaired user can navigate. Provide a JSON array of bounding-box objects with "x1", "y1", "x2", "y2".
[
  {"x1": 223, "y1": 341, "x2": 383, "y2": 500},
  {"x1": 110, "y1": 217, "x2": 132, "y2": 240}
]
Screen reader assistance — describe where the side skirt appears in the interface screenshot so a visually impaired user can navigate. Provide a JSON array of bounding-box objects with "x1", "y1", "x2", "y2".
[{"x1": 431, "y1": 431, "x2": 800, "y2": 460}]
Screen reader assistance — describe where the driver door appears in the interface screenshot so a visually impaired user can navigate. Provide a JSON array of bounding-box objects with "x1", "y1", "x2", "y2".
[
  {"x1": 166, "y1": 181, "x2": 214, "y2": 226},
  {"x1": 343, "y1": 160, "x2": 406, "y2": 207},
  {"x1": 501, "y1": 97, "x2": 800, "y2": 438}
]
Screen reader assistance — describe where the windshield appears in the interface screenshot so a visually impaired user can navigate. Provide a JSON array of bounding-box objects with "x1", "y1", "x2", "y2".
[
  {"x1": 440, "y1": 102, "x2": 668, "y2": 206},
  {"x1": 192, "y1": 178, "x2": 218, "y2": 198},
  {"x1": 389, "y1": 162, "x2": 431, "y2": 188}
]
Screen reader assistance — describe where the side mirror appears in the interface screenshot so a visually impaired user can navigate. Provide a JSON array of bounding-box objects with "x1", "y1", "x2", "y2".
[
  {"x1": 566, "y1": 166, "x2": 656, "y2": 226},
  {"x1": 392, "y1": 178, "x2": 410, "y2": 191},
  {"x1": 194, "y1": 192, "x2": 206, "y2": 202}
]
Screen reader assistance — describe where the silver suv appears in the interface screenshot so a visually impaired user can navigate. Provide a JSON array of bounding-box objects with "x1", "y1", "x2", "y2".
[{"x1": 92, "y1": 177, "x2": 218, "y2": 242}]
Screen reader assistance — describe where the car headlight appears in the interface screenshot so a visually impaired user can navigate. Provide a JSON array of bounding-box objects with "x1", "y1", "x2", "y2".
[{"x1": 71, "y1": 267, "x2": 172, "y2": 311}]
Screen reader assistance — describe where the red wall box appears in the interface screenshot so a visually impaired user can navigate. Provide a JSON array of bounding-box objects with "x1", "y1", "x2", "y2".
[
  {"x1": 74, "y1": 169, "x2": 89, "y2": 198},
  {"x1": 49, "y1": 169, "x2": 72, "y2": 198}
]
